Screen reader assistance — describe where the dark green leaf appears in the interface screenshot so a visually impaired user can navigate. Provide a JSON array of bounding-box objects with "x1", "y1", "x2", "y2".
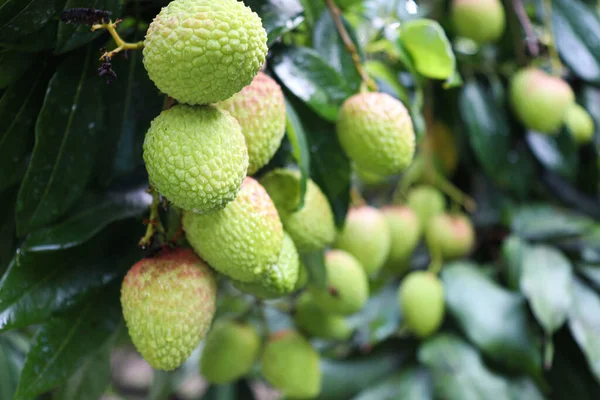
[
  {"x1": 364, "y1": 60, "x2": 409, "y2": 105},
  {"x1": 16, "y1": 44, "x2": 106, "y2": 235},
  {"x1": 508, "y1": 377, "x2": 546, "y2": 400},
  {"x1": 520, "y1": 245, "x2": 573, "y2": 334},
  {"x1": 511, "y1": 204, "x2": 594, "y2": 241},
  {"x1": 501, "y1": 235, "x2": 530, "y2": 291},
  {"x1": 0, "y1": 189, "x2": 18, "y2": 274},
  {"x1": 441, "y1": 262, "x2": 542, "y2": 377},
  {"x1": 272, "y1": 46, "x2": 354, "y2": 122},
  {"x1": 284, "y1": 98, "x2": 310, "y2": 209},
  {"x1": 299, "y1": 0, "x2": 324, "y2": 28},
  {"x1": 578, "y1": 263, "x2": 600, "y2": 290},
  {"x1": 244, "y1": 0, "x2": 304, "y2": 46},
  {"x1": 300, "y1": 250, "x2": 327, "y2": 289},
  {"x1": 0, "y1": 334, "x2": 26, "y2": 400},
  {"x1": 202, "y1": 381, "x2": 256, "y2": 400},
  {"x1": 0, "y1": 0, "x2": 63, "y2": 43},
  {"x1": 0, "y1": 19, "x2": 59, "y2": 52},
  {"x1": 148, "y1": 370, "x2": 174, "y2": 400},
  {"x1": 526, "y1": 130, "x2": 578, "y2": 181},
  {"x1": 353, "y1": 367, "x2": 432, "y2": 400},
  {"x1": 0, "y1": 51, "x2": 34, "y2": 88}
]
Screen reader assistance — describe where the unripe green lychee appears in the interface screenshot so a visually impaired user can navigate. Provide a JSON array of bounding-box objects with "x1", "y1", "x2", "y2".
[
  {"x1": 200, "y1": 320, "x2": 260, "y2": 384},
  {"x1": 143, "y1": 0, "x2": 267, "y2": 105},
  {"x1": 564, "y1": 104, "x2": 595, "y2": 144},
  {"x1": 510, "y1": 68, "x2": 575, "y2": 134},
  {"x1": 451, "y1": 0, "x2": 506, "y2": 44},
  {"x1": 310, "y1": 250, "x2": 369, "y2": 315},
  {"x1": 234, "y1": 233, "x2": 300, "y2": 299},
  {"x1": 121, "y1": 249, "x2": 217, "y2": 371},
  {"x1": 381, "y1": 206, "x2": 421, "y2": 274},
  {"x1": 337, "y1": 92, "x2": 415, "y2": 176},
  {"x1": 143, "y1": 104, "x2": 248, "y2": 213},
  {"x1": 334, "y1": 206, "x2": 391, "y2": 275},
  {"x1": 294, "y1": 292, "x2": 352, "y2": 340},
  {"x1": 398, "y1": 271, "x2": 445, "y2": 338},
  {"x1": 261, "y1": 330, "x2": 321, "y2": 399},
  {"x1": 406, "y1": 185, "x2": 445, "y2": 234},
  {"x1": 260, "y1": 169, "x2": 336, "y2": 253},
  {"x1": 426, "y1": 213, "x2": 475, "y2": 260},
  {"x1": 183, "y1": 177, "x2": 283, "y2": 283},
  {"x1": 217, "y1": 72, "x2": 286, "y2": 175}
]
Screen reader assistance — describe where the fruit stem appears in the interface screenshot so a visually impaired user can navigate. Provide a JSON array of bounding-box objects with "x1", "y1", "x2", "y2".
[
  {"x1": 428, "y1": 243, "x2": 443, "y2": 275},
  {"x1": 425, "y1": 168, "x2": 477, "y2": 213},
  {"x1": 540, "y1": 0, "x2": 562, "y2": 75},
  {"x1": 138, "y1": 187, "x2": 165, "y2": 249},
  {"x1": 324, "y1": 0, "x2": 378, "y2": 92},
  {"x1": 92, "y1": 19, "x2": 144, "y2": 60},
  {"x1": 511, "y1": 0, "x2": 540, "y2": 58}
]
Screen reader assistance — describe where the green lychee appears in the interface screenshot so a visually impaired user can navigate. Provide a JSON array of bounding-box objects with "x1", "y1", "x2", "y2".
[
  {"x1": 310, "y1": 250, "x2": 369, "y2": 315},
  {"x1": 564, "y1": 103, "x2": 595, "y2": 144},
  {"x1": 406, "y1": 185, "x2": 445, "y2": 234},
  {"x1": 200, "y1": 320, "x2": 260, "y2": 384},
  {"x1": 381, "y1": 206, "x2": 421, "y2": 275},
  {"x1": 218, "y1": 72, "x2": 286, "y2": 175},
  {"x1": 261, "y1": 330, "x2": 321, "y2": 399},
  {"x1": 334, "y1": 206, "x2": 391, "y2": 276},
  {"x1": 510, "y1": 68, "x2": 575, "y2": 134},
  {"x1": 337, "y1": 92, "x2": 415, "y2": 176},
  {"x1": 294, "y1": 292, "x2": 352, "y2": 340},
  {"x1": 426, "y1": 213, "x2": 475, "y2": 260},
  {"x1": 234, "y1": 233, "x2": 300, "y2": 299},
  {"x1": 398, "y1": 271, "x2": 445, "y2": 338},
  {"x1": 260, "y1": 168, "x2": 336, "y2": 253},
  {"x1": 143, "y1": 104, "x2": 248, "y2": 213},
  {"x1": 183, "y1": 177, "x2": 283, "y2": 283},
  {"x1": 143, "y1": 0, "x2": 267, "y2": 105},
  {"x1": 120, "y1": 249, "x2": 217, "y2": 371},
  {"x1": 451, "y1": 0, "x2": 506, "y2": 44}
]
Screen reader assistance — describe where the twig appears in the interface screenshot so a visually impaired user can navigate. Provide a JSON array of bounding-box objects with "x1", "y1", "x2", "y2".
[
  {"x1": 138, "y1": 187, "x2": 165, "y2": 248},
  {"x1": 324, "y1": 0, "x2": 378, "y2": 92},
  {"x1": 92, "y1": 19, "x2": 144, "y2": 60},
  {"x1": 541, "y1": 0, "x2": 562, "y2": 75},
  {"x1": 512, "y1": 0, "x2": 539, "y2": 57},
  {"x1": 425, "y1": 167, "x2": 477, "y2": 213}
]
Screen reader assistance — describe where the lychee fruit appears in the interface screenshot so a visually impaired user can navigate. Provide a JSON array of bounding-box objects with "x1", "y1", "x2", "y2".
[
  {"x1": 406, "y1": 185, "x2": 445, "y2": 234},
  {"x1": 381, "y1": 206, "x2": 421, "y2": 275},
  {"x1": 426, "y1": 213, "x2": 475, "y2": 260},
  {"x1": 294, "y1": 292, "x2": 352, "y2": 340},
  {"x1": 564, "y1": 103, "x2": 595, "y2": 144},
  {"x1": 451, "y1": 0, "x2": 506, "y2": 44},
  {"x1": 398, "y1": 271, "x2": 445, "y2": 338}
]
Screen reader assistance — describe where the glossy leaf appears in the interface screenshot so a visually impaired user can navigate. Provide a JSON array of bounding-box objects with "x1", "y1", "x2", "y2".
[
  {"x1": 0, "y1": 19, "x2": 59, "y2": 52},
  {"x1": 511, "y1": 204, "x2": 594, "y2": 241},
  {"x1": 284, "y1": 98, "x2": 310, "y2": 209},
  {"x1": 0, "y1": 190, "x2": 17, "y2": 275},
  {"x1": 502, "y1": 235, "x2": 530, "y2": 291},
  {"x1": 0, "y1": 51, "x2": 34, "y2": 88},
  {"x1": 0, "y1": 0, "x2": 63, "y2": 44},
  {"x1": 300, "y1": 250, "x2": 327, "y2": 289},
  {"x1": 442, "y1": 263, "x2": 542, "y2": 377},
  {"x1": 353, "y1": 367, "x2": 432, "y2": 400},
  {"x1": 526, "y1": 130, "x2": 578, "y2": 182},
  {"x1": 16, "y1": 44, "x2": 105, "y2": 235},
  {"x1": 0, "y1": 334, "x2": 27, "y2": 400},
  {"x1": 245, "y1": 0, "x2": 304, "y2": 45},
  {"x1": 364, "y1": 60, "x2": 409, "y2": 105}
]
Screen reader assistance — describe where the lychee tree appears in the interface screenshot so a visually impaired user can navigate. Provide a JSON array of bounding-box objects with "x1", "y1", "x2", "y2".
[{"x1": 0, "y1": 0, "x2": 599, "y2": 399}]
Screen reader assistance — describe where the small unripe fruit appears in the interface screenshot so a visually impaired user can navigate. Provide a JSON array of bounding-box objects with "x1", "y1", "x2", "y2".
[
  {"x1": 337, "y1": 92, "x2": 415, "y2": 176},
  {"x1": 200, "y1": 320, "x2": 260, "y2": 384},
  {"x1": 381, "y1": 206, "x2": 421, "y2": 274},
  {"x1": 294, "y1": 292, "x2": 352, "y2": 340},
  {"x1": 310, "y1": 250, "x2": 369, "y2": 315},
  {"x1": 398, "y1": 271, "x2": 445, "y2": 337},
  {"x1": 406, "y1": 185, "x2": 445, "y2": 234},
  {"x1": 261, "y1": 331, "x2": 321, "y2": 398},
  {"x1": 121, "y1": 249, "x2": 217, "y2": 371},
  {"x1": 426, "y1": 213, "x2": 475, "y2": 260},
  {"x1": 510, "y1": 68, "x2": 575, "y2": 134},
  {"x1": 183, "y1": 177, "x2": 283, "y2": 283},
  {"x1": 334, "y1": 206, "x2": 391, "y2": 275},
  {"x1": 143, "y1": 0, "x2": 267, "y2": 105},
  {"x1": 218, "y1": 72, "x2": 286, "y2": 174},
  {"x1": 451, "y1": 0, "x2": 506, "y2": 44},
  {"x1": 564, "y1": 104, "x2": 595, "y2": 144},
  {"x1": 260, "y1": 169, "x2": 336, "y2": 253},
  {"x1": 234, "y1": 233, "x2": 300, "y2": 299},
  {"x1": 143, "y1": 104, "x2": 248, "y2": 213}
]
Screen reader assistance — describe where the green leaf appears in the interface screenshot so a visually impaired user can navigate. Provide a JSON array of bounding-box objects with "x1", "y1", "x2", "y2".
[
  {"x1": 55, "y1": 0, "x2": 124, "y2": 54},
  {"x1": 0, "y1": 334, "x2": 27, "y2": 400},
  {"x1": 352, "y1": 367, "x2": 432, "y2": 400},
  {"x1": 284, "y1": 98, "x2": 310, "y2": 209},
  {"x1": 508, "y1": 377, "x2": 546, "y2": 400},
  {"x1": 16, "y1": 44, "x2": 105, "y2": 235},
  {"x1": 0, "y1": 51, "x2": 35, "y2": 88},
  {"x1": 244, "y1": 0, "x2": 304, "y2": 46},
  {"x1": 0, "y1": 19, "x2": 59, "y2": 52},
  {"x1": 578, "y1": 264, "x2": 600, "y2": 290},
  {"x1": 364, "y1": 60, "x2": 409, "y2": 105},
  {"x1": 0, "y1": 190, "x2": 17, "y2": 275},
  {"x1": 441, "y1": 262, "x2": 542, "y2": 377},
  {"x1": 202, "y1": 381, "x2": 256, "y2": 400},
  {"x1": 502, "y1": 235, "x2": 530, "y2": 291},
  {"x1": 272, "y1": 46, "x2": 354, "y2": 122},
  {"x1": 399, "y1": 19, "x2": 456, "y2": 80},
  {"x1": 13, "y1": 286, "x2": 121, "y2": 400},
  {"x1": 526, "y1": 130, "x2": 578, "y2": 182},
  {"x1": 300, "y1": 250, "x2": 327, "y2": 289},
  {"x1": 0, "y1": 0, "x2": 63, "y2": 43},
  {"x1": 511, "y1": 204, "x2": 595, "y2": 241},
  {"x1": 568, "y1": 278, "x2": 600, "y2": 384},
  {"x1": 520, "y1": 245, "x2": 573, "y2": 334},
  {"x1": 148, "y1": 370, "x2": 175, "y2": 400},
  {"x1": 552, "y1": 0, "x2": 600, "y2": 83}
]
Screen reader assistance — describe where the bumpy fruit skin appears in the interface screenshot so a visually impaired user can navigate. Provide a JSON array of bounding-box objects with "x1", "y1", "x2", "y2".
[
  {"x1": 406, "y1": 185, "x2": 445, "y2": 234},
  {"x1": 143, "y1": 0, "x2": 267, "y2": 105},
  {"x1": 451, "y1": 0, "x2": 505, "y2": 44},
  {"x1": 398, "y1": 271, "x2": 445, "y2": 337},
  {"x1": 183, "y1": 177, "x2": 283, "y2": 283},
  {"x1": 234, "y1": 233, "x2": 300, "y2": 299},
  {"x1": 311, "y1": 250, "x2": 369, "y2": 315},
  {"x1": 426, "y1": 213, "x2": 475, "y2": 260},
  {"x1": 260, "y1": 169, "x2": 336, "y2": 253},
  {"x1": 261, "y1": 331, "x2": 321, "y2": 398},
  {"x1": 334, "y1": 206, "x2": 391, "y2": 275},
  {"x1": 200, "y1": 320, "x2": 260, "y2": 384},
  {"x1": 218, "y1": 72, "x2": 286, "y2": 174},
  {"x1": 121, "y1": 249, "x2": 217, "y2": 371},
  {"x1": 564, "y1": 104, "x2": 595, "y2": 144},
  {"x1": 337, "y1": 92, "x2": 415, "y2": 176},
  {"x1": 510, "y1": 68, "x2": 575, "y2": 134},
  {"x1": 382, "y1": 206, "x2": 421, "y2": 274},
  {"x1": 143, "y1": 104, "x2": 248, "y2": 213},
  {"x1": 294, "y1": 292, "x2": 352, "y2": 340}
]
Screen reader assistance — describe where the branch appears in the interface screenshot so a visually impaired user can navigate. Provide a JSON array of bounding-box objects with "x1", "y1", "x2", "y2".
[
  {"x1": 92, "y1": 19, "x2": 144, "y2": 59},
  {"x1": 138, "y1": 187, "x2": 165, "y2": 249},
  {"x1": 511, "y1": 0, "x2": 539, "y2": 57},
  {"x1": 541, "y1": 0, "x2": 562, "y2": 75},
  {"x1": 324, "y1": 0, "x2": 378, "y2": 92}
]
